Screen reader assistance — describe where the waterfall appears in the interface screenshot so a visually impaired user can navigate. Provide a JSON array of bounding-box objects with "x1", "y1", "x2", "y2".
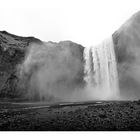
[{"x1": 84, "y1": 36, "x2": 120, "y2": 100}]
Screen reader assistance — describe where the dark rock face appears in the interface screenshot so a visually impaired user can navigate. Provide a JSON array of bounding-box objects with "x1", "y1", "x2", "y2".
[
  {"x1": 57, "y1": 41, "x2": 85, "y2": 87},
  {"x1": 0, "y1": 31, "x2": 85, "y2": 100},
  {"x1": 0, "y1": 31, "x2": 42, "y2": 99},
  {"x1": 113, "y1": 11, "x2": 140, "y2": 99}
]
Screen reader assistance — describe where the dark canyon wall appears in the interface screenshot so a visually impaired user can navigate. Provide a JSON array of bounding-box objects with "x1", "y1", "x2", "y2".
[{"x1": 113, "y1": 11, "x2": 140, "y2": 99}]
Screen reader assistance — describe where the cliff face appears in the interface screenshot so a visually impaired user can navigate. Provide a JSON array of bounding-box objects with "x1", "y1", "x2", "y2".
[
  {"x1": 0, "y1": 31, "x2": 42, "y2": 98},
  {"x1": 113, "y1": 11, "x2": 140, "y2": 99},
  {"x1": 0, "y1": 31, "x2": 85, "y2": 100}
]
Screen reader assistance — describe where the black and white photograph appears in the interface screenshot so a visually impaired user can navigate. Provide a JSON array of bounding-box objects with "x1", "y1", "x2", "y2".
[{"x1": 0, "y1": 0, "x2": 140, "y2": 133}]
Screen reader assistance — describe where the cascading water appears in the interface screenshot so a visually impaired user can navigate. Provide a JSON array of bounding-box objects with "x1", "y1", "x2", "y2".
[{"x1": 84, "y1": 36, "x2": 120, "y2": 100}]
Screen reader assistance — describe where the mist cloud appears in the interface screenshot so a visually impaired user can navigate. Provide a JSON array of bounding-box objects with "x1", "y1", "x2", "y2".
[{"x1": 18, "y1": 41, "x2": 85, "y2": 102}]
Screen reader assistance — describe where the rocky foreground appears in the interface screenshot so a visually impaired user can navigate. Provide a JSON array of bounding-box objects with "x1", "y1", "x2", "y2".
[{"x1": 0, "y1": 101, "x2": 140, "y2": 131}]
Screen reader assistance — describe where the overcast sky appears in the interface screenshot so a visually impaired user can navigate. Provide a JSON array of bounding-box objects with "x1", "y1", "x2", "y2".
[{"x1": 0, "y1": 0, "x2": 140, "y2": 46}]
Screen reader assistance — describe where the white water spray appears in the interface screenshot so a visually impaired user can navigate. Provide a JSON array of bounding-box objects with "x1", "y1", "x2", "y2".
[{"x1": 84, "y1": 36, "x2": 120, "y2": 100}]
